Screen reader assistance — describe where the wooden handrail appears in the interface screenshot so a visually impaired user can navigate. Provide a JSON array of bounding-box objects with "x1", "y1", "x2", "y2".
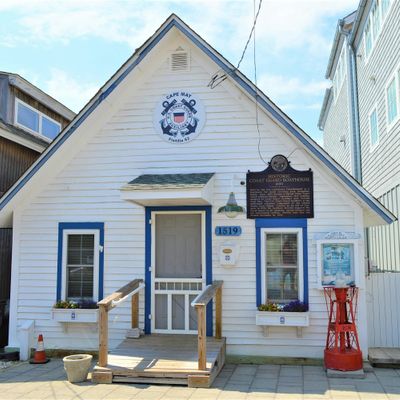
[
  {"x1": 98, "y1": 278, "x2": 144, "y2": 367},
  {"x1": 191, "y1": 280, "x2": 223, "y2": 371},
  {"x1": 98, "y1": 278, "x2": 143, "y2": 311}
]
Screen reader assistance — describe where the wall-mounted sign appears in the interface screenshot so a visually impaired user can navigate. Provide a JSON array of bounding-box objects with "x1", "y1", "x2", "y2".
[
  {"x1": 219, "y1": 243, "x2": 239, "y2": 266},
  {"x1": 321, "y1": 243, "x2": 354, "y2": 286},
  {"x1": 154, "y1": 91, "x2": 205, "y2": 144},
  {"x1": 316, "y1": 238, "x2": 359, "y2": 288},
  {"x1": 246, "y1": 155, "x2": 314, "y2": 219},
  {"x1": 215, "y1": 226, "x2": 242, "y2": 236}
]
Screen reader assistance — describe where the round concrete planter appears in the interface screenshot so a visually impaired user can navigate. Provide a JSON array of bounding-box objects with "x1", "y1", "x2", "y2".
[{"x1": 63, "y1": 354, "x2": 93, "y2": 383}]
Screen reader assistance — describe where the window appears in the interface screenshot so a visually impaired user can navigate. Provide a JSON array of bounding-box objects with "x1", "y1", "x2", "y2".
[
  {"x1": 260, "y1": 227, "x2": 304, "y2": 304},
  {"x1": 371, "y1": 1, "x2": 381, "y2": 40},
  {"x1": 364, "y1": 0, "x2": 393, "y2": 61},
  {"x1": 365, "y1": 20, "x2": 373, "y2": 58},
  {"x1": 57, "y1": 223, "x2": 104, "y2": 303},
  {"x1": 386, "y1": 77, "x2": 398, "y2": 125},
  {"x1": 369, "y1": 107, "x2": 379, "y2": 148},
  {"x1": 65, "y1": 234, "x2": 96, "y2": 301},
  {"x1": 332, "y1": 45, "x2": 346, "y2": 101},
  {"x1": 15, "y1": 98, "x2": 61, "y2": 140}
]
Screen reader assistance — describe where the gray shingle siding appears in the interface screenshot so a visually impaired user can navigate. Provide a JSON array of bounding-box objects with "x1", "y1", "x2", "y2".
[
  {"x1": 356, "y1": 2, "x2": 400, "y2": 196},
  {"x1": 322, "y1": 69, "x2": 352, "y2": 172}
]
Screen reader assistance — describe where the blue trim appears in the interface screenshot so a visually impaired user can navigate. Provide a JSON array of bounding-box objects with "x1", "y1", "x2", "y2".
[
  {"x1": 57, "y1": 222, "x2": 104, "y2": 301},
  {"x1": 0, "y1": 17, "x2": 393, "y2": 225},
  {"x1": 144, "y1": 206, "x2": 213, "y2": 336},
  {"x1": 255, "y1": 218, "x2": 308, "y2": 306}
]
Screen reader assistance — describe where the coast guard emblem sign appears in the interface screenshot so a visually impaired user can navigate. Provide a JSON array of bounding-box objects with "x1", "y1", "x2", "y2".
[{"x1": 154, "y1": 91, "x2": 205, "y2": 143}]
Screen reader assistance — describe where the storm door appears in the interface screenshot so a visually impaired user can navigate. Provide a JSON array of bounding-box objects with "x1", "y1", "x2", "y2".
[{"x1": 151, "y1": 212, "x2": 204, "y2": 334}]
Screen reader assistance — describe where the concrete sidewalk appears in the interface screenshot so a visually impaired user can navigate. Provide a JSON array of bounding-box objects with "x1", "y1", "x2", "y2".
[{"x1": 0, "y1": 359, "x2": 399, "y2": 399}]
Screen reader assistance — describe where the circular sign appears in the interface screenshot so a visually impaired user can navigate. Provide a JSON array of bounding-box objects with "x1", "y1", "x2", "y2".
[
  {"x1": 270, "y1": 154, "x2": 289, "y2": 172},
  {"x1": 153, "y1": 91, "x2": 205, "y2": 144}
]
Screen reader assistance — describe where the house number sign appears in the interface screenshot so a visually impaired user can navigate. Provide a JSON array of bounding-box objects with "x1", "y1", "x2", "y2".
[{"x1": 215, "y1": 226, "x2": 242, "y2": 236}]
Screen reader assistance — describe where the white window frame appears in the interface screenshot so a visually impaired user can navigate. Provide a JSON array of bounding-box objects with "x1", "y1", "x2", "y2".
[
  {"x1": 385, "y1": 72, "x2": 400, "y2": 131},
  {"x1": 364, "y1": 0, "x2": 394, "y2": 63},
  {"x1": 61, "y1": 229, "x2": 100, "y2": 302},
  {"x1": 14, "y1": 98, "x2": 61, "y2": 141},
  {"x1": 369, "y1": 105, "x2": 380, "y2": 151},
  {"x1": 260, "y1": 227, "x2": 304, "y2": 304}
]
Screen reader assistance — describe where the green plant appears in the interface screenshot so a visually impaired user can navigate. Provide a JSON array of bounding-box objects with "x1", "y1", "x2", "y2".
[
  {"x1": 53, "y1": 300, "x2": 98, "y2": 309},
  {"x1": 258, "y1": 302, "x2": 281, "y2": 312}
]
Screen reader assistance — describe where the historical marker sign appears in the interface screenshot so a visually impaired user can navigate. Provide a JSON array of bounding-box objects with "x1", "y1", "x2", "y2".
[{"x1": 246, "y1": 155, "x2": 314, "y2": 219}]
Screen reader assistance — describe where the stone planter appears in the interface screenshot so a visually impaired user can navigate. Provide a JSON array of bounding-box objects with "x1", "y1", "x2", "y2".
[{"x1": 63, "y1": 354, "x2": 93, "y2": 383}]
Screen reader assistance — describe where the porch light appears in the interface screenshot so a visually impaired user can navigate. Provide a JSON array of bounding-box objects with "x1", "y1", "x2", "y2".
[{"x1": 218, "y1": 192, "x2": 245, "y2": 218}]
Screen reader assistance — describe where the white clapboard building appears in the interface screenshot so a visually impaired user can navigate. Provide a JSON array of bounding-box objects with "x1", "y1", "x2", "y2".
[{"x1": 0, "y1": 15, "x2": 395, "y2": 381}]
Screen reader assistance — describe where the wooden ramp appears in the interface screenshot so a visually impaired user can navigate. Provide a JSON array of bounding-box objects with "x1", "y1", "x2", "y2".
[
  {"x1": 92, "y1": 334, "x2": 226, "y2": 387},
  {"x1": 369, "y1": 347, "x2": 400, "y2": 367}
]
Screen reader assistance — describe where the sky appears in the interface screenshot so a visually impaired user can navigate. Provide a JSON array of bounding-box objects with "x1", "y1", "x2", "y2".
[{"x1": 0, "y1": 0, "x2": 359, "y2": 144}]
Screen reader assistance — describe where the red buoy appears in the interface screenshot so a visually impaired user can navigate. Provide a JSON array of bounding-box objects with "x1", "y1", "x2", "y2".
[{"x1": 323, "y1": 287, "x2": 363, "y2": 371}]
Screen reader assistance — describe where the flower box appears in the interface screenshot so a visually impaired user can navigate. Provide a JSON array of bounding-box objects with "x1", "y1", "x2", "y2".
[
  {"x1": 256, "y1": 311, "x2": 310, "y2": 337},
  {"x1": 51, "y1": 308, "x2": 98, "y2": 324}
]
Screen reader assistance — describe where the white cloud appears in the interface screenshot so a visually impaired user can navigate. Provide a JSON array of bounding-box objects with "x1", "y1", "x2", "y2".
[
  {"x1": 0, "y1": 0, "x2": 358, "y2": 55},
  {"x1": 258, "y1": 73, "x2": 328, "y2": 101},
  {"x1": 44, "y1": 68, "x2": 100, "y2": 112}
]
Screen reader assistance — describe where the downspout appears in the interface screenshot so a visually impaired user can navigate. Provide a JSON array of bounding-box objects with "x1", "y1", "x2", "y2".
[{"x1": 340, "y1": 21, "x2": 362, "y2": 183}]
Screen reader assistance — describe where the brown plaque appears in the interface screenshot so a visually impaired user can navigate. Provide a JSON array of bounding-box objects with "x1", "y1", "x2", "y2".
[{"x1": 246, "y1": 155, "x2": 314, "y2": 219}]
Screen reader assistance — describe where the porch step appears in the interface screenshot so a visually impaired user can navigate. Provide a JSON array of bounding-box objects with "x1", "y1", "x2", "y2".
[
  {"x1": 369, "y1": 347, "x2": 400, "y2": 367},
  {"x1": 113, "y1": 375, "x2": 187, "y2": 385},
  {"x1": 92, "y1": 334, "x2": 226, "y2": 387}
]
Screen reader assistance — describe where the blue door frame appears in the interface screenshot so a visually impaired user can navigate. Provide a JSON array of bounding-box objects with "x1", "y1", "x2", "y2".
[{"x1": 144, "y1": 206, "x2": 213, "y2": 336}]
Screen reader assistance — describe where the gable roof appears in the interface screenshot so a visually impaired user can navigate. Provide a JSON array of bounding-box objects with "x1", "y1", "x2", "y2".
[{"x1": 0, "y1": 14, "x2": 395, "y2": 226}]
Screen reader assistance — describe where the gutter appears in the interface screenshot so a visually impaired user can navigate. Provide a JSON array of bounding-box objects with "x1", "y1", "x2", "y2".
[
  {"x1": 340, "y1": 21, "x2": 362, "y2": 183},
  {"x1": 318, "y1": 88, "x2": 333, "y2": 130}
]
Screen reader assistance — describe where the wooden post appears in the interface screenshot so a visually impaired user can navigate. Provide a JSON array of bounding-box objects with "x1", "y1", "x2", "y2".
[
  {"x1": 197, "y1": 305, "x2": 206, "y2": 370},
  {"x1": 131, "y1": 292, "x2": 139, "y2": 329},
  {"x1": 215, "y1": 286, "x2": 222, "y2": 339},
  {"x1": 98, "y1": 304, "x2": 108, "y2": 367}
]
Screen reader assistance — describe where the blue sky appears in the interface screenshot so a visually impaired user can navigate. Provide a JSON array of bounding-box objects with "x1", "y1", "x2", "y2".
[{"x1": 0, "y1": 0, "x2": 358, "y2": 144}]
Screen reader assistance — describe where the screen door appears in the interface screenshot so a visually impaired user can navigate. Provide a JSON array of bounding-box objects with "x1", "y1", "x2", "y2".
[{"x1": 152, "y1": 212, "x2": 204, "y2": 333}]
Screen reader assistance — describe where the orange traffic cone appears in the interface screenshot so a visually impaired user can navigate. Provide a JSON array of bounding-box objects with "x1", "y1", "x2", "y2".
[{"x1": 29, "y1": 334, "x2": 50, "y2": 364}]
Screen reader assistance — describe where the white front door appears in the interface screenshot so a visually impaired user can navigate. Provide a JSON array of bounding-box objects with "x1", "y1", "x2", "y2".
[{"x1": 151, "y1": 211, "x2": 205, "y2": 334}]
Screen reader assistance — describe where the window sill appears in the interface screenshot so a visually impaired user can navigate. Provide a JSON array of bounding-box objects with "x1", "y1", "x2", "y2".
[
  {"x1": 51, "y1": 308, "x2": 98, "y2": 324},
  {"x1": 256, "y1": 311, "x2": 309, "y2": 337}
]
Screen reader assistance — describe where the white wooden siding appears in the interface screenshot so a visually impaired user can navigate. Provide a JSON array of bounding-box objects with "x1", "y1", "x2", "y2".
[
  {"x1": 368, "y1": 184, "x2": 400, "y2": 271},
  {"x1": 10, "y1": 33, "x2": 367, "y2": 358},
  {"x1": 366, "y1": 272, "x2": 400, "y2": 347}
]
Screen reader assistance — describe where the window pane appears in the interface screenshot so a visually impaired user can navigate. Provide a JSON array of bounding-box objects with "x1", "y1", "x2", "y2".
[
  {"x1": 387, "y1": 78, "x2": 398, "y2": 124},
  {"x1": 365, "y1": 21, "x2": 372, "y2": 57},
  {"x1": 67, "y1": 234, "x2": 94, "y2": 265},
  {"x1": 67, "y1": 266, "x2": 93, "y2": 299},
  {"x1": 381, "y1": 0, "x2": 390, "y2": 18},
  {"x1": 266, "y1": 267, "x2": 298, "y2": 303},
  {"x1": 372, "y1": 2, "x2": 381, "y2": 39},
  {"x1": 370, "y1": 109, "x2": 379, "y2": 146},
  {"x1": 17, "y1": 102, "x2": 39, "y2": 132},
  {"x1": 42, "y1": 116, "x2": 60, "y2": 139},
  {"x1": 266, "y1": 233, "x2": 297, "y2": 266}
]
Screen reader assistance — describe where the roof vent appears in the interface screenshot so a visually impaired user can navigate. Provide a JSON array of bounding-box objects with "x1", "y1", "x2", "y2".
[{"x1": 170, "y1": 51, "x2": 190, "y2": 72}]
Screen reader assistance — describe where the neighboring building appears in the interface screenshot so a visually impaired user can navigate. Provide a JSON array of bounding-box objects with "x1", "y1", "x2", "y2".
[
  {"x1": 0, "y1": 14, "x2": 394, "y2": 375},
  {"x1": 0, "y1": 72, "x2": 75, "y2": 347},
  {"x1": 318, "y1": 0, "x2": 400, "y2": 348}
]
